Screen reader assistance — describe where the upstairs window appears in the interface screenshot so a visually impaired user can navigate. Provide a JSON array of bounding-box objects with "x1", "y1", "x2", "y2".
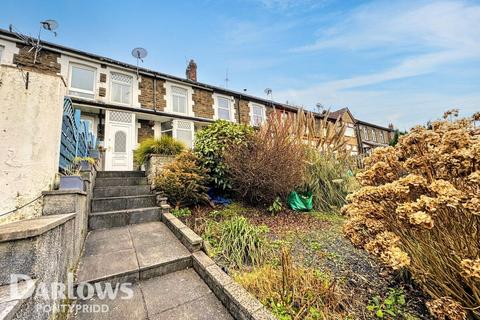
[
  {"x1": 69, "y1": 64, "x2": 96, "y2": 99},
  {"x1": 251, "y1": 104, "x2": 265, "y2": 126},
  {"x1": 345, "y1": 124, "x2": 356, "y2": 137},
  {"x1": 380, "y1": 131, "x2": 385, "y2": 143},
  {"x1": 111, "y1": 72, "x2": 132, "y2": 104},
  {"x1": 172, "y1": 86, "x2": 188, "y2": 114},
  {"x1": 217, "y1": 96, "x2": 232, "y2": 121}
]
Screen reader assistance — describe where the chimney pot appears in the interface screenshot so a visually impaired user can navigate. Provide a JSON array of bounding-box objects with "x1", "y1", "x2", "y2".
[{"x1": 186, "y1": 59, "x2": 197, "y2": 81}]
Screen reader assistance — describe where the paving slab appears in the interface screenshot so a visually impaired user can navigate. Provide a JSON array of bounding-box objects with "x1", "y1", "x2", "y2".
[
  {"x1": 141, "y1": 269, "x2": 212, "y2": 315},
  {"x1": 83, "y1": 232, "x2": 133, "y2": 257},
  {"x1": 77, "y1": 249, "x2": 139, "y2": 284},
  {"x1": 73, "y1": 284, "x2": 147, "y2": 320},
  {"x1": 151, "y1": 292, "x2": 234, "y2": 320},
  {"x1": 129, "y1": 222, "x2": 191, "y2": 270}
]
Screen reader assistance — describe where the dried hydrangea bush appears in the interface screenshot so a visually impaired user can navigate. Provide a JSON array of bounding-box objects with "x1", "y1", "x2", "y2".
[{"x1": 342, "y1": 114, "x2": 479, "y2": 319}]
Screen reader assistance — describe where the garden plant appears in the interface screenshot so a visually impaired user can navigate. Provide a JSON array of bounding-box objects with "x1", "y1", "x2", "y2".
[{"x1": 342, "y1": 112, "x2": 480, "y2": 319}]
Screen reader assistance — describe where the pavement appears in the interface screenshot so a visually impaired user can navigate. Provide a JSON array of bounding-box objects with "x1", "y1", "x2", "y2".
[{"x1": 73, "y1": 222, "x2": 232, "y2": 320}]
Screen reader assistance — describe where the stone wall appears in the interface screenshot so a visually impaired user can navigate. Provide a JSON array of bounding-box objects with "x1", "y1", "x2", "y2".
[
  {"x1": 0, "y1": 165, "x2": 96, "y2": 320},
  {"x1": 13, "y1": 44, "x2": 61, "y2": 76},
  {"x1": 138, "y1": 120, "x2": 155, "y2": 143},
  {"x1": 0, "y1": 65, "x2": 66, "y2": 223},
  {"x1": 192, "y1": 88, "x2": 214, "y2": 119},
  {"x1": 238, "y1": 100, "x2": 250, "y2": 125},
  {"x1": 138, "y1": 76, "x2": 167, "y2": 111},
  {"x1": 144, "y1": 155, "x2": 176, "y2": 189}
]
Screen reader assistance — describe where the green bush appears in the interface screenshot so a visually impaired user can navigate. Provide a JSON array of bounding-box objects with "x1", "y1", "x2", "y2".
[
  {"x1": 134, "y1": 136, "x2": 185, "y2": 164},
  {"x1": 194, "y1": 120, "x2": 253, "y2": 191},
  {"x1": 205, "y1": 216, "x2": 268, "y2": 268},
  {"x1": 155, "y1": 151, "x2": 209, "y2": 208},
  {"x1": 171, "y1": 208, "x2": 192, "y2": 218},
  {"x1": 301, "y1": 149, "x2": 359, "y2": 211}
]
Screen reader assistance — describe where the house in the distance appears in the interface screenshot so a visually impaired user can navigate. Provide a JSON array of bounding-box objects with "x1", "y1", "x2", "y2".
[
  {"x1": 327, "y1": 108, "x2": 394, "y2": 154},
  {"x1": 356, "y1": 120, "x2": 395, "y2": 154}
]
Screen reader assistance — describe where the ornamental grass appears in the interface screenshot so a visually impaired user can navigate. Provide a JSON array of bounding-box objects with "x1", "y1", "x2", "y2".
[{"x1": 342, "y1": 112, "x2": 480, "y2": 319}]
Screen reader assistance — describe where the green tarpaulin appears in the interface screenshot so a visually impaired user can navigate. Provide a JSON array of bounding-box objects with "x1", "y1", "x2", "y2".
[{"x1": 287, "y1": 191, "x2": 313, "y2": 212}]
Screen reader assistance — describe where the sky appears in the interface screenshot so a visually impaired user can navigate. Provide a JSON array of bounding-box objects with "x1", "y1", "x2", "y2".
[{"x1": 1, "y1": 0, "x2": 479, "y2": 129}]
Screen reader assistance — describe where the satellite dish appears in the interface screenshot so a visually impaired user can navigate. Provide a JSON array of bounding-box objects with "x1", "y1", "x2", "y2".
[
  {"x1": 131, "y1": 47, "x2": 148, "y2": 78},
  {"x1": 131, "y1": 47, "x2": 148, "y2": 61},
  {"x1": 264, "y1": 88, "x2": 272, "y2": 95},
  {"x1": 41, "y1": 20, "x2": 58, "y2": 32}
]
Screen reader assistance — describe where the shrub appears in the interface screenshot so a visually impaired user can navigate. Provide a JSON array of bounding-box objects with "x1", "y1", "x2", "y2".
[
  {"x1": 134, "y1": 136, "x2": 185, "y2": 164},
  {"x1": 342, "y1": 114, "x2": 480, "y2": 319},
  {"x1": 301, "y1": 149, "x2": 359, "y2": 211},
  {"x1": 224, "y1": 113, "x2": 306, "y2": 205},
  {"x1": 205, "y1": 216, "x2": 268, "y2": 268},
  {"x1": 235, "y1": 247, "x2": 347, "y2": 319},
  {"x1": 194, "y1": 120, "x2": 253, "y2": 191},
  {"x1": 155, "y1": 151, "x2": 209, "y2": 208},
  {"x1": 171, "y1": 208, "x2": 192, "y2": 218}
]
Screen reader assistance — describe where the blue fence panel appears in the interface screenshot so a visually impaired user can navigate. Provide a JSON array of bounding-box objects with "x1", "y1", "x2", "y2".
[{"x1": 59, "y1": 97, "x2": 97, "y2": 171}]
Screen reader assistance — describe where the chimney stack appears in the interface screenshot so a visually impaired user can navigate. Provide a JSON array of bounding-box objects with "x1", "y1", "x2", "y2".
[{"x1": 186, "y1": 59, "x2": 197, "y2": 81}]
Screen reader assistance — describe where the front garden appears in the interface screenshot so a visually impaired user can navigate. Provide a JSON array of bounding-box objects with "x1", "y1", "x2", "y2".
[{"x1": 134, "y1": 110, "x2": 480, "y2": 320}]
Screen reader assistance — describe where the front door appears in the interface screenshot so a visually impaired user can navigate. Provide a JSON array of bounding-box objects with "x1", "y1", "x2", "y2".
[{"x1": 105, "y1": 110, "x2": 135, "y2": 171}]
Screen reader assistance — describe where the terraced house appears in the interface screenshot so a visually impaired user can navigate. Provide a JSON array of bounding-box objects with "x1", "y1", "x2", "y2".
[{"x1": 0, "y1": 28, "x2": 393, "y2": 216}]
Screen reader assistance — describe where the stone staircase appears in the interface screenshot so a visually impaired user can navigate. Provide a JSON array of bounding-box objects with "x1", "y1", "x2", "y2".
[{"x1": 73, "y1": 171, "x2": 233, "y2": 320}]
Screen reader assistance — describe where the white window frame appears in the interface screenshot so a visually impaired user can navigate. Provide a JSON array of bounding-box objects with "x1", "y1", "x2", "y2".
[
  {"x1": 69, "y1": 64, "x2": 96, "y2": 99},
  {"x1": 80, "y1": 115, "x2": 98, "y2": 137},
  {"x1": 110, "y1": 72, "x2": 133, "y2": 105},
  {"x1": 164, "y1": 82, "x2": 194, "y2": 116},
  {"x1": 249, "y1": 102, "x2": 266, "y2": 127},
  {"x1": 345, "y1": 123, "x2": 356, "y2": 137},
  {"x1": 213, "y1": 93, "x2": 236, "y2": 122},
  {"x1": 174, "y1": 120, "x2": 194, "y2": 148},
  {"x1": 380, "y1": 131, "x2": 385, "y2": 144}
]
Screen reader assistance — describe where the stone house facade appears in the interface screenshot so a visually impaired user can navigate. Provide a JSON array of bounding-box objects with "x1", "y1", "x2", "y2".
[
  {"x1": 0, "y1": 28, "x2": 392, "y2": 176},
  {"x1": 356, "y1": 120, "x2": 394, "y2": 154}
]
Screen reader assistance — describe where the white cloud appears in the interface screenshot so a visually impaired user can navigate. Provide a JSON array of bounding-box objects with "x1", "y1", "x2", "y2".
[
  {"x1": 276, "y1": 1, "x2": 480, "y2": 128},
  {"x1": 293, "y1": 1, "x2": 480, "y2": 53}
]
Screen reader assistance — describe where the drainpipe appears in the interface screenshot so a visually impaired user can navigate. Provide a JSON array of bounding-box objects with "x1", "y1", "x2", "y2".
[
  {"x1": 153, "y1": 75, "x2": 157, "y2": 113},
  {"x1": 237, "y1": 94, "x2": 242, "y2": 124}
]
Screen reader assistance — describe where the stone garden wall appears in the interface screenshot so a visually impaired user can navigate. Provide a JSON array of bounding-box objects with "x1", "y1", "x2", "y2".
[
  {"x1": 0, "y1": 164, "x2": 97, "y2": 320},
  {"x1": 144, "y1": 154, "x2": 175, "y2": 189}
]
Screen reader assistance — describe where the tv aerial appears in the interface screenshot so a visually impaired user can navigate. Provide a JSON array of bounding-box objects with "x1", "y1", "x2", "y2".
[
  {"x1": 131, "y1": 47, "x2": 148, "y2": 78},
  {"x1": 9, "y1": 19, "x2": 58, "y2": 64}
]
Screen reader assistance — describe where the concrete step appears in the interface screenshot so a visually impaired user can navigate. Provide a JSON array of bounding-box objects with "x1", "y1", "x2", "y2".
[
  {"x1": 74, "y1": 269, "x2": 233, "y2": 320},
  {"x1": 93, "y1": 185, "x2": 151, "y2": 198},
  {"x1": 88, "y1": 207, "x2": 161, "y2": 230},
  {"x1": 76, "y1": 222, "x2": 192, "y2": 286},
  {"x1": 97, "y1": 171, "x2": 145, "y2": 178},
  {"x1": 91, "y1": 195, "x2": 156, "y2": 212},
  {"x1": 95, "y1": 177, "x2": 148, "y2": 187}
]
